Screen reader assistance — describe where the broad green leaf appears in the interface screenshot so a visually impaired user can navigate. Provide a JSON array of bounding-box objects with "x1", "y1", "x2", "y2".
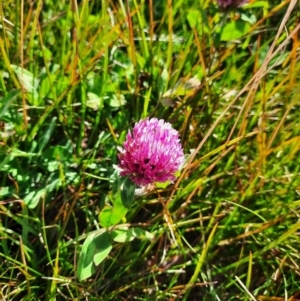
[
  {"x1": 99, "y1": 205, "x2": 124, "y2": 228},
  {"x1": 112, "y1": 201, "x2": 128, "y2": 223},
  {"x1": 120, "y1": 177, "x2": 135, "y2": 208},
  {"x1": 23, "y1": 189, "x2": 46, "y2": 209},
  {"x1": 38, "y1": 74, "x2": 57, "y2": 98},
  {"x1": 10, "y1": 65, "x2": 39, "y2": 93},
  {"x1": 100, "y1": 178, "x2": 131, "y2": 228},
  {"x1": 0, "y1": 89, "x2": 21, "y2": 118},
  {"x1": 39, "y1": 71, "x2": 69, "y2": 98},
  {"x1": 77, "y1": 232, "x2": 98, "y2": 281},
  {"x1": 219, "y1": 21, "x2": 250, "y2": 41},
  {"x1": 93, "y1": 231, "x2": 112, "y2": 266},
  {"x1": 100, "y1": 182, "x2": 129, "y2": 228},
  {"x1": 10, "y1": 149, "x2": 37, "y2": 158},
  {"x1": 65, "y1": 171, "x2": 79, "y2": 183},
  {"x1": 99, "y1": 206, "x2": 116, "y2": 228},
  {"x1": 131, "y1": 227, "x2": 154, "y2": 241},
  {"x1": 241, "y1": 13, "x2": 256, "y2": 25},
  {"x1": 0, "y1": 154, "x2": 14, "y2": 171},
  {"x1": 77, "y1": 230, "x2": 112, "y2": 280},
  {"x1": 45, "y1": 146, "x2": 72, "y2": 161},
  {"x1": 111, "y1": 227, "x2": 135, "y2": 243},
  {"x1": 187, "y1": 10, "x2": 200, "y2": 28},
  {"x1": 87, "y1": 92, "x2": 104, "y2": 110},
  {"x1": 113, "y1": 188, "x2": 128, "y2": 219},
  {"x1": 55, "y1": 75, "x2": 70, "y2": 96},
  {"x1": 111, "y1": 226, "x2": 154, "y2": 242},
  {"x1": 45, "y1": 176, "x2": 62, "y2": 192},
  {"x1": 42, "y1": 145, "x2": 73, "y2": 171},
  {"x1": 0, "y1": 186, "x2": 14, "y2": 197},
  {"x1": 106, "y1": 94, "x2": 126, "y2": 108}
]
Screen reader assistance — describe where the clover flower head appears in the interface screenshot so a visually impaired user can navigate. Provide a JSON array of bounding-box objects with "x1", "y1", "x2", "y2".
[{"x1": 117, "y1": 118, "x2": 185, "y2": 186}]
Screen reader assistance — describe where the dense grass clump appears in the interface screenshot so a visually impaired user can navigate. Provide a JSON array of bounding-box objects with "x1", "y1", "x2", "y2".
[{"x1": 0, "y1": 0, "x2": 299, "y2": 300}]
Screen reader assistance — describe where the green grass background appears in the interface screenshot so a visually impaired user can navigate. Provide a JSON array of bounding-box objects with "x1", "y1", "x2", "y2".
[{"x1": 0, "y1": 0, "x2": 300, "y2": 300}]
